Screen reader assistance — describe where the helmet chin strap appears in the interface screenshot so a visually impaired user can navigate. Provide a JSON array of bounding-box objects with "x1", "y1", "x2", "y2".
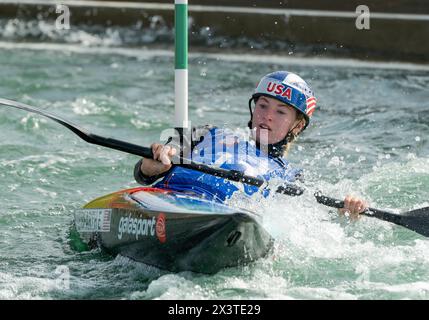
[{"x1": 248, "y1": 97, "x2": 300, "y2": 158}]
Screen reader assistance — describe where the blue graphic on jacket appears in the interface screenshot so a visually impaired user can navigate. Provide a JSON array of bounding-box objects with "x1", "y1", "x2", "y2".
[{"x1": 154, "y1": 128, "x2": 302, "y2": 202}]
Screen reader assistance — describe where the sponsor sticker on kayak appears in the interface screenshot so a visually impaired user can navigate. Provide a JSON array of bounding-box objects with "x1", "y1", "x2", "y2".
[
  {"x1": 75, "y1": 209, "x2": 111, "y2": 232},
  {"x1": 116, "y1": 213, "x2": 167, "y2": 243},
  {"x1": 117, "y1": 215, "x2": 156, "y2": 240}
]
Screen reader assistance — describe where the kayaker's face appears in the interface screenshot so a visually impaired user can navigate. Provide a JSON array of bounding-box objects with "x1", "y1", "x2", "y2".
[{"x1": 252, "y1": 96, "x2": 304, "y2": 145}]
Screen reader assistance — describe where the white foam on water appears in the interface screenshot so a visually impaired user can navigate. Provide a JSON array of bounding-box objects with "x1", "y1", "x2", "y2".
[
  {"x1": 257, "y1": 156, "x2": 428, "y2": 298},
  {"x1": 141, "y1": 273, "x2": 213, "y2": 300},
  {"x1": 0, "y1": 271, "x2": 66, "y2": 300},
  {"x1": 70, "y1": 97, "x2": 112, "y2": 115}
]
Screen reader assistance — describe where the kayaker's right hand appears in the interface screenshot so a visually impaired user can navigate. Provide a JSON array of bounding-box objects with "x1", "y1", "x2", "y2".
[
  {"x1": 151, "y1": 143, "x2": 177, "y2": 166},
  {"x1": 139, "y1": 143, "x2": 177, "y2": 178}
]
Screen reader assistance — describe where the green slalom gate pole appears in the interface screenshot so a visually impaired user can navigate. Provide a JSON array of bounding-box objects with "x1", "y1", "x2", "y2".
[{"x1": 175, "y1": 0, "x2": 188, "y2": 128}]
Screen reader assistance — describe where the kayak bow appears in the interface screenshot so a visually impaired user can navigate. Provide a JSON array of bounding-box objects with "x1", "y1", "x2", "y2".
[{"x1": 74, "y1": 187, "x2": 273, "y2": 274}]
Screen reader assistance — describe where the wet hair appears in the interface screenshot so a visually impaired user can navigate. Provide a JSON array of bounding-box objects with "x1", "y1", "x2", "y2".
[{"x1": 282, "y1": 112, "x2": 305, "y2": 156}]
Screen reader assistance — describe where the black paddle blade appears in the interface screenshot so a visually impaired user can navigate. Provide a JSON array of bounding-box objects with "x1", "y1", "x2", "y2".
[
  {"x1": 405, "y1": 206, "x2": 429, "y2": 217},
  {"x1": 397, "y1": 206, "x2": 429, "y2": 237},
  {"x1": 362, "y1": 206, "x2": 429, "y2": 237}
]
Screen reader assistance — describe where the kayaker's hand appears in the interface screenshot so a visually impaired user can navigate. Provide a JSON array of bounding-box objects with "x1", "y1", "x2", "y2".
[
  {"x1": 139, "y1": 143, "x2": 177, "y2": 177},
  {"x1": 152, "y1": 143, "x2": 177, "y2": 166},
  {"x1": 339, "y1": 195, "x2": 368, "y2": 220}
]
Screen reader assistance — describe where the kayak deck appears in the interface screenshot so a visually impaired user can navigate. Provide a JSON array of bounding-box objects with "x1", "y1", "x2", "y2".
[{"x1": 74, "y1": 187, "x2": 273, "y2": 274}]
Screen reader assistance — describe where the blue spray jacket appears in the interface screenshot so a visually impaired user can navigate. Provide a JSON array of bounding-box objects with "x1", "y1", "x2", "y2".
[{"x1": 144, "y1": 127, "x2": 302, "y2": 202}]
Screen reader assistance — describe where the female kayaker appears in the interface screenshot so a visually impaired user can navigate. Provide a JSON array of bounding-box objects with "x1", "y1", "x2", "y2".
[{"x1": 134, "y1": 71, "x2": 367, "y2": 217}]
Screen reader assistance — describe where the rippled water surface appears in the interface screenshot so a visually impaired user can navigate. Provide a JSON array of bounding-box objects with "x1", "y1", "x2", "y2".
[{"x1": 0, "y1": 28, "x2": 428, "y2": 300}]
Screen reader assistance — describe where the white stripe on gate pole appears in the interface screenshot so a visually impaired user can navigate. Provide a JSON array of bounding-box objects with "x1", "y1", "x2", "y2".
[
  {"x1": 175, "y1": 69, "x2": 188, "y2": 127},
  {"x1": 175, "y1": 0, "x2": 188, "y2": 128}
]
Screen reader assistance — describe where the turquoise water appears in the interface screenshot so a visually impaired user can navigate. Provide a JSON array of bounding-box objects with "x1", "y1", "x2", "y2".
[{"x1": 0, "y1": 39, "x2": 428, "y2": 299}]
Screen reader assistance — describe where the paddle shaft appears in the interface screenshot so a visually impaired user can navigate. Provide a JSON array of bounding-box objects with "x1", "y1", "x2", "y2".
[{"x1": 78, "y1": 134, "x2": 265, "y2": 186}]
